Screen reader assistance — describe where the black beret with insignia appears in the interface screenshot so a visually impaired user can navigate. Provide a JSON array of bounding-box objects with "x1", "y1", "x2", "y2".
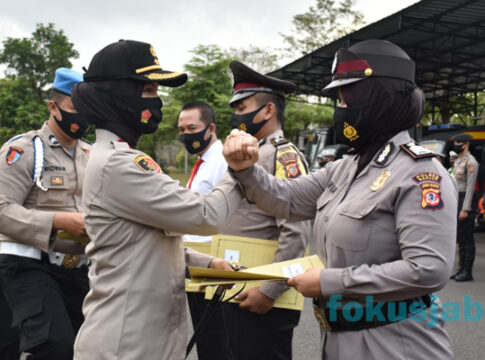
[
  {"x1": 229, "y1": 60, "x2": 296, "y2": 106},
  {"x1": 452, "y1": 133, "x2": 473, "y2": 143},
  {"x1": 83, "y1": 40, "x2": 187, "y2": 87}
]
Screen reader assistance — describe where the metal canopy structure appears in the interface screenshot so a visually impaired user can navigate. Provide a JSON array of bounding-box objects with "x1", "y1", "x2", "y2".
[{"x1": 269, "y1": 0, "x2": 485, "y2": 105}]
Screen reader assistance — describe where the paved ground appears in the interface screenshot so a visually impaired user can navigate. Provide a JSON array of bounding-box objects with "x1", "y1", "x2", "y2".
[{"x1": 188, "y1": 233, "x2": 485, "y2": 359}]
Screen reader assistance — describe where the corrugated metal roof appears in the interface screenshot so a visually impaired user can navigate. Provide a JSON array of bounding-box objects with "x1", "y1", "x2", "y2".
[{"x1": 269, "y1": 0, "x2": 485, "y2": 102}]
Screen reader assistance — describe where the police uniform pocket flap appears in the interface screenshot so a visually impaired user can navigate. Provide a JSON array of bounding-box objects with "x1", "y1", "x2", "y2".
[
  {"x1": 339, "y1": 203, "x2": 378, "y2": 219},
  {"x1": 11, "y1": 298, "x2": 43, "y2": 326}
]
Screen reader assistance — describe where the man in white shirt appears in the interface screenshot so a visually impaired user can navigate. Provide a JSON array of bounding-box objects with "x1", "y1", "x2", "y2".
[{"x1": 178, "y1": 100, "x2": 232, "y2": 359}]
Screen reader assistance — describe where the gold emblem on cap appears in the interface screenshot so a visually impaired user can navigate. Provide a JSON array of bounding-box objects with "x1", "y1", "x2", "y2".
[
  {"x1": 370, "y1": 170, "x2": 391, "y2": 192},
  {"x1": 343, "y1": 122, "x2": 359, "y2": 141},
  {"x1": 239, "y1": 123, "x2": 247, "y2": 132},
  {"x1": 364, "y1": 68, "x2": 373, "y2": 76},
  {"x1": 192, "y1": 141, "x2": 200, "y2": 149},
  {"x1": 150, "y1": 46, "x2": 160, "y2": 65}
]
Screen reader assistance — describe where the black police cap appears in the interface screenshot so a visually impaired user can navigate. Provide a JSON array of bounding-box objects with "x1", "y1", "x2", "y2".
[
  {"x1": 323, "y1": 39, "x2": 415, "y2": 94},
  {"x1": 452, "y1": 133, "x2": 473, "y2": 143},
  {"x1": 229, "y1": 60, "x2": 296, "y2": 106},
  {"x1": 83, "y1": 40, "x2": 187, "y2": 87}
]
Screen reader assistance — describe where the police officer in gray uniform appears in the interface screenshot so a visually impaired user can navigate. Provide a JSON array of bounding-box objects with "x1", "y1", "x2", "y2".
[
  {"x1": 222, "y1": 60, "x2": 310, "y2": 360},
  {"x1": 70, "y1": 40, "x2": 241, "y2": 360},
  {"x1": 450, "y1": 132, "x2": 478, "y2": 281},
  {"x1": 0, "y1": 68, "x2": 90, "y2": 360},
  {"x1": 224, "y1": 40, "x2": 456, "y2": 360}
]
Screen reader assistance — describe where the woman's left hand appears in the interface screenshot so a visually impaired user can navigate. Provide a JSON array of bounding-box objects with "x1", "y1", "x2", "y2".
[{"x1": 287, "y1": 268, "x2": 322, "y2": 297}]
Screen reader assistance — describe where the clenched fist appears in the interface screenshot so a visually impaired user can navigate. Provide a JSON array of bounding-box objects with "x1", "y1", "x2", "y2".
[{"x1": 223, "y1": 129, "x2": 259, "y2": 171}]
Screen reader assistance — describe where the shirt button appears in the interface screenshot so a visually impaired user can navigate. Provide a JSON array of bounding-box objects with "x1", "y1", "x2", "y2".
[
  {"x1": 324, "y1": 216, "x2": 329, "y2": 221},
  {"x1": 360, "y1": 210, "x2": 367, "y2": 216},
  {"x1": 342, "y1": 208, "x2": 348, "y2": 213}
]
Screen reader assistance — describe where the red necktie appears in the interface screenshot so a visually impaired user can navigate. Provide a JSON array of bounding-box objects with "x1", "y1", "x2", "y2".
[{"x1": 187, "y1": 158, "x2": 203, "y2": 189}]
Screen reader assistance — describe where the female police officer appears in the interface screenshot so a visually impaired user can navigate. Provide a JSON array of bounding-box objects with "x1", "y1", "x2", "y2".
[
  {"x1": 70, "y1": 40, "x2": 241, "y2": 360},
  {"x1": 223, "y1": 40, "x2": 456, "y2": 359}
]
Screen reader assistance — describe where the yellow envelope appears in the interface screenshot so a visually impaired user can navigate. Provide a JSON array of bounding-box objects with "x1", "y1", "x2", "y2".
[
  {"x1": 196, "y1": 233, "x2": 323, "y2": 310},
  {"x1": 185, "y1": 241, "x2": 213, "y2": 292},
  {"x1": 57, "y1": 231, "x2": 90, "y2": 244}
]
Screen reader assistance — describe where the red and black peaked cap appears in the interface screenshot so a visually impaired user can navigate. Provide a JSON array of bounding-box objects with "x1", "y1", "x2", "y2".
[
  {"x1": 229, "y1": 60, "x2": 296, "y2": 106},
  {"x1": 323, "y1": 39, "x2": 416, "y2": 94},
  {"x1": 83, "y1": 39, "x2": 188, "y2": 87}
]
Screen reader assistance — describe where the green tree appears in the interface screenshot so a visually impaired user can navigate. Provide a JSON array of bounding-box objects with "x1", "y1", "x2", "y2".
[
  {"x1": 280, "y1": 0, "x2": 364, "y2": 56},
  {"x1": 227, "y1": 45, "x2": 280, "y2": 74},
  {"x1": 0, "y1": 77, "x2": 49, "y2": 145},
  {"x1": 284, "y1": 98, "x2": 334, "y2": 140},
  {"x1": 0, "y1": 23, "x2": 79, "y2": 102}
]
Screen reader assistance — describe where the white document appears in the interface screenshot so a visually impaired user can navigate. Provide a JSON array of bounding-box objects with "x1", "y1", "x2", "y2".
[
  {"x1": 224, "y1": 249, "x2": 240, "y2": 262},
  {"x1": 282, "y1": 263, "x2": 305, "y2": 278}
]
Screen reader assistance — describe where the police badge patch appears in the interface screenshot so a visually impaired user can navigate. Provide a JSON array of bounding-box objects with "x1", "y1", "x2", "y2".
[
  {"x1": 413, "y1": 172, "x2": 443, "y2": 210},
  {"x1": 275, "y1": 146, "x2": 307, "y2": 179},
  {"x1": 6, "y1": 146, "x2": 23, "y2": 166},
  {"x1": 133, "y1": 154, "x2": 162, "y2": 174}
]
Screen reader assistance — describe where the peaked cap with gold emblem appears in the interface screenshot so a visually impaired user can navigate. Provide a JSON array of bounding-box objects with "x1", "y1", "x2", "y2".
[
  {"x1": 322, "y1": 39, "x2": 416, "y2": 96},
  {"x1": 83, "y1": 39, "x2": 187, "y2": 87},
  {"x1": 229, "y1": 60, "x2": 296, "y2": 106}
]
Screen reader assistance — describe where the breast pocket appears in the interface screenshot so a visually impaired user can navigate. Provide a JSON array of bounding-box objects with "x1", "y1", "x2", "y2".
[
  {"x1": 329, "y1": 202, "x2": 378, "y2": 251},
  {"x1": 36, "y1": 173, "x2": 72, "y2": 207}
]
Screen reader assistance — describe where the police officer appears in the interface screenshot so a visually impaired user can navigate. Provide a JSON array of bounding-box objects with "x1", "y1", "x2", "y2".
[
  {"x1": 70, "y1": 40, "x2": 242, "y2": 360},
  {"x1": 0, "y1": 68, "x2": 91, "y2": 359},
  {"x1": 450, "y1": 132, "x2": 478, "y2": 281},
  {"x1": 221, "y1": 61, "x2": 311, "y2": 360},
  {"x1": 224, "y1": 40, "x2": 456, "y2": 360}
]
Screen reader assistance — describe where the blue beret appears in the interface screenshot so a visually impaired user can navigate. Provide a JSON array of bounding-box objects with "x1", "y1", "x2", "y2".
[{"x1": 52, "y1": 68, "x2": 83, "y2": 96}]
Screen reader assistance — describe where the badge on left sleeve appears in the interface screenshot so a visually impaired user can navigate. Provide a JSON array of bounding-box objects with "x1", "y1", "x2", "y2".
[
  {"x1": 275, "y1": 146, "x2": 307, "y2": 179},
  {"x1": 6, "y1": 146, "x2": 23, "y2": 166},
  {"x1": 133, "y1": 154, "x2": 162, "y2": 174},
  {"x1": 413, "y1": 172, "x2": 443, "y2": 210}
]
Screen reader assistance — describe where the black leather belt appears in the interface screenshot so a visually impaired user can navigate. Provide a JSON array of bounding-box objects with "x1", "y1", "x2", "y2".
[{"x1": 313, "y1": 295, "x2": 431, "y2": 332}]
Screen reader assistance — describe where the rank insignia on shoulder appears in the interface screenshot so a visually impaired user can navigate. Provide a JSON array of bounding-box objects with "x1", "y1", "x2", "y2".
[
  {"x1": 400, "y1": 142, "x2": 434, "y2": 160},
  {"x1": 374, "y1": 142, "x2": 394, "y2": 165},
  {"x1": 133, "y1": 154, "x2": 162, "y2": 174},
  {"x1": 270, "y1": 137, "x2": 290, "y2": 147},
  {"x1": 413, "y1": 172, "x2": 443, "y2": 210},
  {"x1": 275, "y1": 146, "x2": 307, "y2": 179},
  {"x1": 6, "y1": 146, "x2": 23, "y2": 166}
]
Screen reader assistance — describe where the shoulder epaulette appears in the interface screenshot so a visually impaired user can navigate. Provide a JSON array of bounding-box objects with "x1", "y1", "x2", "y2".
[
  {"x1": 6, "y1": 134, "x2": 25, "y2": 144},
  {"x1": 80, "y1": 138, "x2": 93, "y2": 146},
  {"x1": 400, "y1": 142, "x2": 435, "y2": 160},
  {"x1": 270, "y1": 136, "x2": 290, "y2": 147}
]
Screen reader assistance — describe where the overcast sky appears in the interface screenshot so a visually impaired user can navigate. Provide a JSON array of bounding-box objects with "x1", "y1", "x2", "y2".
[{"x1": 0, "y1": 0, "x2": 418, "y2": 73}]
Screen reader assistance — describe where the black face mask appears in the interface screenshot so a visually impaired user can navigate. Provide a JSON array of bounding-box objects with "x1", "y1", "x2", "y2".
[
  {"x1": 124, "y1": 96, "x2": 163, "y2": 134},
  {"x1": 179, "y1": 125, "x2": 213, "y2": 154},
  {"x1": 54, "y1": 103, "x2": 90, "y2": 139},
  {"x1": 452, "y1": 144, "x2": 465, "y2": 154},
  {"x1": 231, "y1": 104, "x2": 267, "y2": 135},
  {"x1": 333, "y1": 105, "x2": 376, "y2": 150},
  {"x1": 334, "y1": 87, "x2": 415, "y2": 151}
]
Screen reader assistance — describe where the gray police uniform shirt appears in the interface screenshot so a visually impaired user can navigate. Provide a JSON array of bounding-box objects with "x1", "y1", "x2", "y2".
[
  {"x1": 453, "y1": 151, "x2": 478, "y2": 211},
  {"x1": 222, "y1": 129, "x2": 311, "y2": 300},
  {"x1": 74, "y1": 129, "x2": 242, "y2": 360},
  {"x1": 0, "y1": 122, "x2": 90, "y2": 255},
  {"x1": 232, "y1": 130, "x2": 456, "y2": 360}
]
